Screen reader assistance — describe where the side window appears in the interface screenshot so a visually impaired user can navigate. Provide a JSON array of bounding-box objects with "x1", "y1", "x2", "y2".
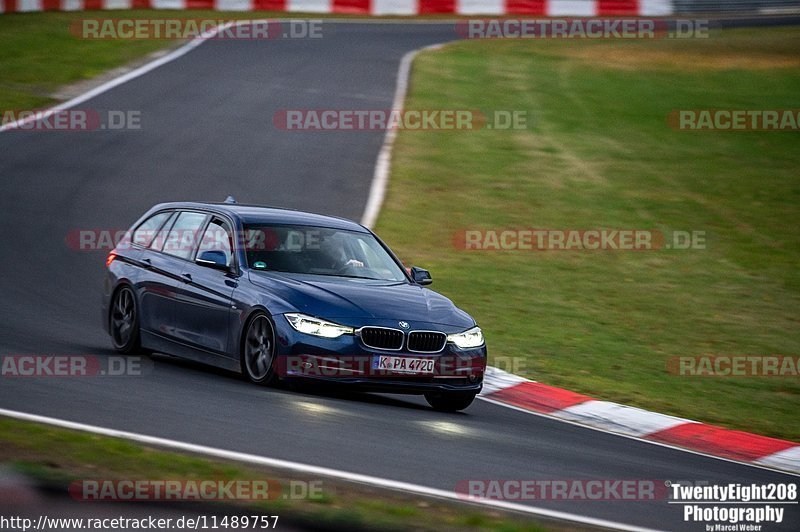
[
  {"x1": 149, "y1": 211, "x2": 177, "y2": 251},
  {"x1": 197, "y1": 218, "x2": 234, "y2": 267},
  {"x1": 162, "y1": 212, "x2": 208, "y2": 260},
  {"x1": 131, "y1": 212, "x2": 171, "y2": 248}
]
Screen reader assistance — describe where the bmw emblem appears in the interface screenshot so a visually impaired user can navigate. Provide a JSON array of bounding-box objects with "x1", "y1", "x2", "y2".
[{"x1": 398, "y1": 321, "x2": 410, "y2": 329}]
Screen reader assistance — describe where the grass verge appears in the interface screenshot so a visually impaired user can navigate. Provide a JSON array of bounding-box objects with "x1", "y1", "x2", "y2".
[{"x1": 377, "y1": 27, "x2": 800, "y2": 440}]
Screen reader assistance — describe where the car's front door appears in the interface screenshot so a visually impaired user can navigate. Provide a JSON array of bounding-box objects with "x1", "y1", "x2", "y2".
[{"x1": 150, "y1": 210, "x2": 210, "y2": 343}]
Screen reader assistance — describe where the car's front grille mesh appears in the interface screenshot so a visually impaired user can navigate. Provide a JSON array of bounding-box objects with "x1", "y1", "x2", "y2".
[
  {"x1": 407, "y1": 331, "x2": 447, "y2": 353},
  {"x1": 360, "y1": 328, "x2": 404, "y2": 350}
]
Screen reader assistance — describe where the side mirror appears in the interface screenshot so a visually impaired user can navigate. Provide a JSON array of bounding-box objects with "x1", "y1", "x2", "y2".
[
  {"x1": 196, "y1": 250, "x2": 230, "y2": 271},
  {"x1": 410, "y1": 266, "x2": 432, "y2": 286}
]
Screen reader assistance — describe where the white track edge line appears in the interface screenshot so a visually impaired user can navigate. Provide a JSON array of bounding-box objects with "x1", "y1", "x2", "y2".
[
  {"x1": 361, "y1": 42, "x2": 445, "y2": 229},
  {"x1": 477, "y1": 396, "x2": 800, "y2": 478},
  {"x1": 0, "y1": 408, "x2": 660, "y2": 532}
]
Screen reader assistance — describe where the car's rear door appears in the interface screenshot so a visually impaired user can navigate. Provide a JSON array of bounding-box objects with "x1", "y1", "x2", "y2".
[
  {"x1": 134, "y1": 210, "x2": 180, "y2": 338},
  {"x1": 170, "y1": 215, "x2": 238, "y2": 360}
]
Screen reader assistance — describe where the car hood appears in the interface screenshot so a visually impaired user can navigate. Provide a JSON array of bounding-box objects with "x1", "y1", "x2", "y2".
[{"x1": 248, "y1": 271, "x2": 475, "y2": 328}]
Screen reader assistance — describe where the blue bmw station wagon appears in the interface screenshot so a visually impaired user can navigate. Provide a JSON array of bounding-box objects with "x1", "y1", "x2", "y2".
[{"x1": 102, "y1": 200, "x2": 487, "y2": 411}]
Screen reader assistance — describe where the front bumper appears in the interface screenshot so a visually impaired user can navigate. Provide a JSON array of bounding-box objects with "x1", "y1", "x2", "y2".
[{"x1": 272, "y1": 315, "x2": 487, "y2": 395}]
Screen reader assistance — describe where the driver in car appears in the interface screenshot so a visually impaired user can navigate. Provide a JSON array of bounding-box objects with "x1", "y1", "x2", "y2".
[{"x1": 318, "y1": 235, "x2": 364, "y2": 270}]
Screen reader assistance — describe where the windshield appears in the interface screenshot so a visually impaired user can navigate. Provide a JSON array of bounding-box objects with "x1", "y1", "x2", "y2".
[{"x1": 243, "y1": 224, "x2": 407, "y2": 282}]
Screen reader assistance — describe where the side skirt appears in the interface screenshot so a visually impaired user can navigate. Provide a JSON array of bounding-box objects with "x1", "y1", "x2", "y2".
[{"x1": 141, "y1": 330, "x2": 241, "y2": 373}]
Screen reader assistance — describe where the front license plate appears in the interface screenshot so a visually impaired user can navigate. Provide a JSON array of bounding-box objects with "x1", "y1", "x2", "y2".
[{"x1": 373, "y1": 355, "x2": 434, "y2": 374}]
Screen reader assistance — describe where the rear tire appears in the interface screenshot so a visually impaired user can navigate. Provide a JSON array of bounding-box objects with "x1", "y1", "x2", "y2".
[
  {"x1": 424, "y1": 391, "x2": 477, "y2": 412},
  {"x1": 110, "y1": 286, "x2": 142, "y2": 355},
  {"x1": 241, "y1": 313, "x2": 277, "y2": 385}
]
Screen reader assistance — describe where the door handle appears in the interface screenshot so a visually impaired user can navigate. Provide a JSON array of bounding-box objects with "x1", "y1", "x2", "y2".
[
  {"x1": 141, "y1": 258, "x2": 152, "y2": 268},
  {"x1": 180, "y1": 272, "x2": 192, "y2": 283}
]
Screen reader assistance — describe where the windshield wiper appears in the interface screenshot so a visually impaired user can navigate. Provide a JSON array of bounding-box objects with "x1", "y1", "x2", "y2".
[{"x1": 331, "y1": 274, "x2": 386, "y2": 281}]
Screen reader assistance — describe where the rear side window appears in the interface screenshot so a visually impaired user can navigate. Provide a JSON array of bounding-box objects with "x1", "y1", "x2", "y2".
[
  {"x1": 132, "y1": 211, "x2": 171, "y2": 248},
  {"x1": 149, "y1": 211, "x2": 178, "y2": 251},
  {"x1": 162, "y1": 212, "x2": 208, "y2": 260}
]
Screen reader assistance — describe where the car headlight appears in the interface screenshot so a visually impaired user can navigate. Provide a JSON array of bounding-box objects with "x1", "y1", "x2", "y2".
[
  {"x1": 447, "y1": 326, "x2": 484, "y2": 349},
  {"x1": 285, "y1": 313, "x2": 354, "y2": 339}
]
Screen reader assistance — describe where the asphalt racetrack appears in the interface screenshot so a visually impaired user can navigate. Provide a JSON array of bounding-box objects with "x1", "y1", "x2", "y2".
[{"x1": 0, "y1": 22, "x2": 797, "y2": 531}]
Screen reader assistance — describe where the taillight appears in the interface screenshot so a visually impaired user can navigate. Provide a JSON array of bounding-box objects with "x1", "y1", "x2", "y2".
[{"x1": 106, "y1": 251, "x2": 117, "y2": 268}]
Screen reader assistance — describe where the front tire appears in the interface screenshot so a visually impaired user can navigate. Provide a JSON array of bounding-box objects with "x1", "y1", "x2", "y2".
[
  {"x1": 110, "y1": 286, "x2": 142, "y2": 354},
  {"x1": 241, "y1": 313, "x2": 277, "y2": 385},
  {"x1": 424, "y1": 391, "x2": 477, "y2": 412}
]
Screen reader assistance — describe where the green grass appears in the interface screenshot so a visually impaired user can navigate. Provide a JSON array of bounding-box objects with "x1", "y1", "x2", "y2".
[
  {"x1": 377, "y1": 28, "x2": 800, "y2": 440},
  {"x1": 0, "y1": 418, "x2": 549, "y2": 532}
]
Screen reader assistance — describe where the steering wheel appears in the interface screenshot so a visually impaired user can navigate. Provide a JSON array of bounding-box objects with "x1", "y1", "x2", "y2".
[{"x1": 335, "y1": 262, "x2": 382, "y2": 278}]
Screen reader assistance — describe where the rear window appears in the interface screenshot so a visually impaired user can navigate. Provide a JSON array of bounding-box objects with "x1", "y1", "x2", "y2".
[{"x1": 131, "y1": 211, "x2": 172, "y2": 248}]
